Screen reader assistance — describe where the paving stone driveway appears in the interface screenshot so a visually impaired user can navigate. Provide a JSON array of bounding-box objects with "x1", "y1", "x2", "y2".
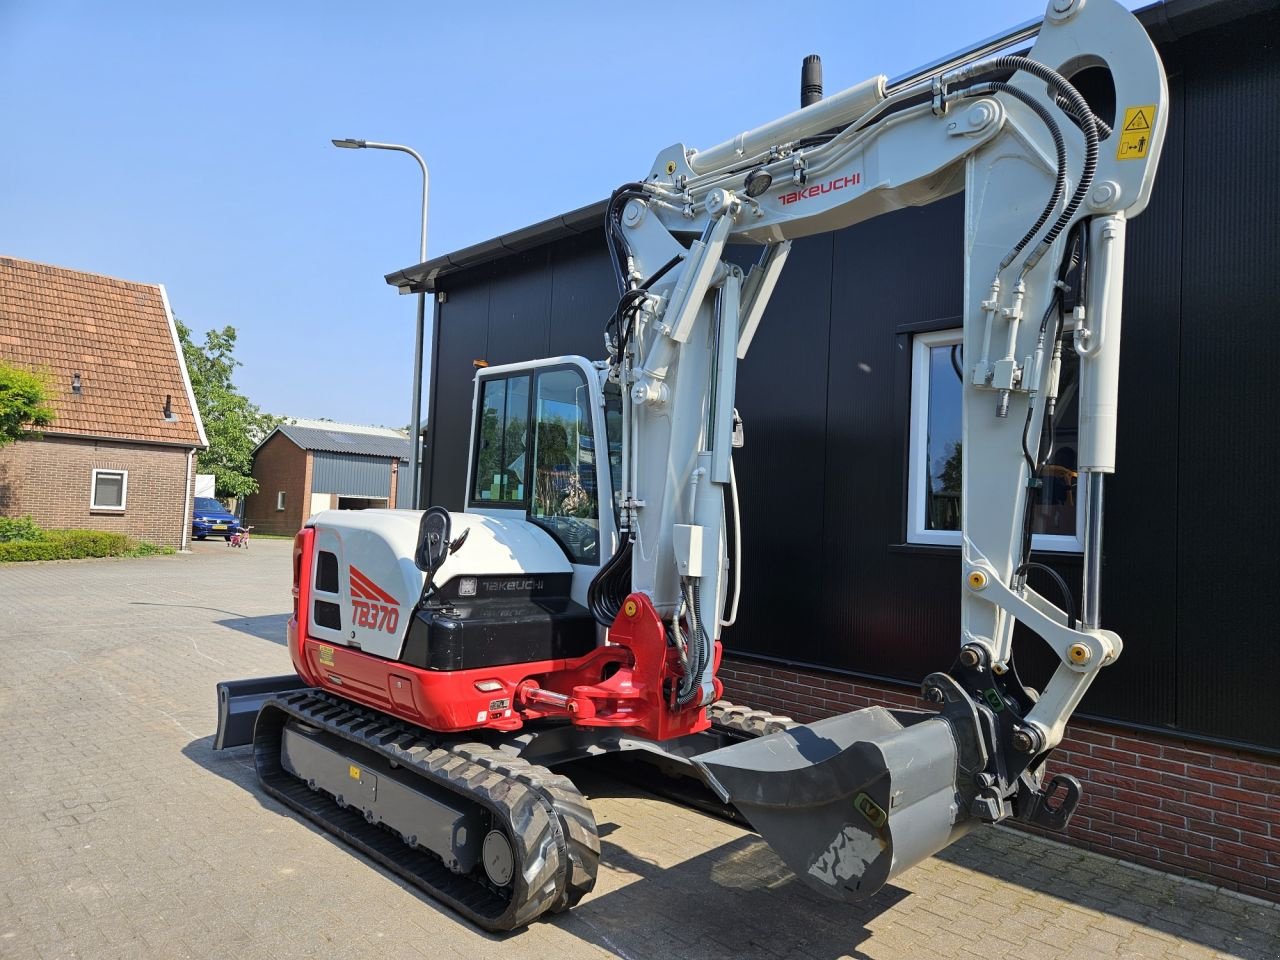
[{"x1": 0, "y1": 541, "x2": 1277, "y2": 960}]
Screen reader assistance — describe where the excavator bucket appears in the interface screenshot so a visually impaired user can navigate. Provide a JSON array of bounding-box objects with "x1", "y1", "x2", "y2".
[{"x1": 692, "y1": 705, "x2": 975, "y2": 901}]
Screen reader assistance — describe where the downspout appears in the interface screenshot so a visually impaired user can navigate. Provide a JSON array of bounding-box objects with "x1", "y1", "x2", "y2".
[{"x1": 182, "y1": 448, "x2": 195, "y2": 551}]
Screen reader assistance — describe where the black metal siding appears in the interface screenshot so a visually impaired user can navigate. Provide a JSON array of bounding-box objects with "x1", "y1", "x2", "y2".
[
  {"x1": 1174, "y1": 18, "x2": 1280, "y2": 747},
  {"x1": 421, "y1": 12, "x2": 1280, "y2": 750}
]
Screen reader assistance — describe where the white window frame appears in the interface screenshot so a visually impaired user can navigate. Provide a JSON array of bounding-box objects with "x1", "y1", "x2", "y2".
[
  {"x1": 90, "y1": 469, "x2": 128, "y2": 512},
  {"x1": 908, "y1": 328, "x2": 1083, "y2": 552},
  {"x1": 276, "y1": 491, "x2": 287, "y2": 512}
]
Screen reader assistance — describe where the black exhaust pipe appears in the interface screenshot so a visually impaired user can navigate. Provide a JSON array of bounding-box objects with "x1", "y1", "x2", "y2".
[{"x1": 801, "y1": 54, "x2": 823, "y2": 107}]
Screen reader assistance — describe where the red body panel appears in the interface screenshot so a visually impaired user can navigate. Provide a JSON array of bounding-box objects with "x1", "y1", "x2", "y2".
[{"x1": 286, "y1": 530, "x2": 720, "y2": 741}]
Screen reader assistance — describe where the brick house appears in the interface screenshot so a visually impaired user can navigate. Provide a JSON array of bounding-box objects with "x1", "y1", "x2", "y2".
[
  {"x1": 243, "y1": 420, "x2": 412, "y2": 536},
  {"x1": 0, "y1": 257, "x2": 206, "y2": 550}
]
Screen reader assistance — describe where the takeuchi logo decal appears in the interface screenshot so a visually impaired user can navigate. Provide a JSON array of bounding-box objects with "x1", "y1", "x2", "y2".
[
  {"x1": 349, "y1": 565, "x2": 400, "y2": 633},
  {"x1": 779, "y1": 172, "x2": 862, "y2": 206}
]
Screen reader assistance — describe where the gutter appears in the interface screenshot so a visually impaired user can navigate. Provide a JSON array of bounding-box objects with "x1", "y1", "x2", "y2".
[
  {"x1": 39, "y1": 429, "x2": 207, "y2": 451},
  {"x1": 384, "y1": 0, "x2": 1277, "y2": 297}
]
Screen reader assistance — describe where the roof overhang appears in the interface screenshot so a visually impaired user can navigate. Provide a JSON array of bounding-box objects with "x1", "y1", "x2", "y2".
[{"x1": 385, "y1": 0, "x2": 1277, "y2": 296}]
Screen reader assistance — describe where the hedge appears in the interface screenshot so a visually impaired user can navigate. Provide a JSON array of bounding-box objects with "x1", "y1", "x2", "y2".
[
  {"x1": 0, "y1": 515, "x2": 41, "y2": 543},
  {"x1": 0, "y1": 530, "x2": 132, "y2": 562}
]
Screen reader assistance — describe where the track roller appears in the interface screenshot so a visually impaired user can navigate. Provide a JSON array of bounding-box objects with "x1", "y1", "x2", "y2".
[{"x1": 252, "y1": 691, "x2": 598, "y2": 931}]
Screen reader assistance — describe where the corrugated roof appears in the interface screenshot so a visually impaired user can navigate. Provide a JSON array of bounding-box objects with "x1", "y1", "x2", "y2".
[
  {"x1": 279, "y1": 416, "x2": 407, "y2": 438},
  {"x1": 0, "y1": 256, "x2": 205, "y2": 448},
  {"x1": 272, "y1": 423, "x2": 411, "y2": 459}
]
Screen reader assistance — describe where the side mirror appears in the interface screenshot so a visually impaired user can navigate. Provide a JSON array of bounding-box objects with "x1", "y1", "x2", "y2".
[{"x1": 415, "y1": 507, "x2": 452, "y2": 573}]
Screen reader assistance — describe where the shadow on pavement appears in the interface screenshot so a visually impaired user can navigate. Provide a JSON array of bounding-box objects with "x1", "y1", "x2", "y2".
[
  {"x1": 213, "y1": 612, "x2": 290, "y2": 645},
  {"x1": 182, "y1": 735, "x2": 1280, "y2": 960},
  {"x1": 182, "y1": 735, "x2": 509, "y2": 943},
  {"x1": 182, "y1": 735, "x2": 904, "y2": 957}
]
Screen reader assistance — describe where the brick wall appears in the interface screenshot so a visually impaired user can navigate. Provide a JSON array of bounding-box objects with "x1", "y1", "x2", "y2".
[
  {"x1": 719, "y1": 656, "x2": 1280, "y2": 903},
  {"x1": 244, "y1": 433, "x2": 310, "y2": 536},
  {"x1": 0, "y1": 435, "x2": 193, "y2": 549}
]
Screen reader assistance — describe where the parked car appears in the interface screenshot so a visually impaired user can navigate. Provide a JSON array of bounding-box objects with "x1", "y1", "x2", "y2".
[{"x1": 192, "y1": 497, "x2": 241, "y2": 541}]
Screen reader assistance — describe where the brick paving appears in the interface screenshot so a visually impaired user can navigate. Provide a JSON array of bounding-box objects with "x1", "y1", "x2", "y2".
[{"x1": 0, "y1": 540, "x2": 1277, "y2": 960}]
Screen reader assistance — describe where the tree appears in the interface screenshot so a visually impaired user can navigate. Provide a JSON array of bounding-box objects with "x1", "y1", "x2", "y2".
[
  {"x1": 0, "y1": 362, "x2": 55, "y2": 448},
  {"x1": 175, "y1": 321, "x2": 279, "y2": 500}
]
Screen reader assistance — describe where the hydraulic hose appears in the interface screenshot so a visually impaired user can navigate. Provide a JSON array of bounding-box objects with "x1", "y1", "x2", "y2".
[
  {"x1": 961, "y1": 81, "x2": 1067, "y2": 271},
  {"x1": 952, "y1": 55, "x2": 1099, "y2": 271},
  {"x1": 587, "y1": 536, "x2": 633, "y2": 627}
]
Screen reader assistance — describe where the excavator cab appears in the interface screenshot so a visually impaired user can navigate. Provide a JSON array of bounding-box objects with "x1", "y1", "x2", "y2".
[{"x1": 463, "y1": 356, "x2": 621, "y2": 606}]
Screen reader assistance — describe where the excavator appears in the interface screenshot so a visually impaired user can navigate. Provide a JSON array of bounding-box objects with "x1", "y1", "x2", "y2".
[{"x1": 215, "y1": 0, "x2": 1167, "y2": 932}]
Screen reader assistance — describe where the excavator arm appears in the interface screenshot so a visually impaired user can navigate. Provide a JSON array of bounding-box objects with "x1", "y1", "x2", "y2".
[{"x1": 591, "y1": 0, "x2": 1166, "y2": 898}]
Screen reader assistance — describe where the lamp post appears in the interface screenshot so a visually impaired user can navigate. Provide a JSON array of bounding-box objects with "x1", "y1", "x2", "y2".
[{"x1": 332, "y1": 138, "x2": 429, "y2": 510}]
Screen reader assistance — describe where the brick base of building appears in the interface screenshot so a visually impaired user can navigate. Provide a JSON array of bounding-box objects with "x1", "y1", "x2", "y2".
[{"x1": 719, "y1": 656, "x2": 1280, "y2": 903}]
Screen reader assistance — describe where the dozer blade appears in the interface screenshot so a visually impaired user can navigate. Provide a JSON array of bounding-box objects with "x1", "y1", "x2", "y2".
[{"x1": 692, "y1": 705, "x2": 974, "y2": 902}]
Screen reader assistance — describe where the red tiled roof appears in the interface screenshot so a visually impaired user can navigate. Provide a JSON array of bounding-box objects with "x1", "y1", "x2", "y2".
[{"x1": 0, "y1": 257, "x2": 205, "y2": 448}]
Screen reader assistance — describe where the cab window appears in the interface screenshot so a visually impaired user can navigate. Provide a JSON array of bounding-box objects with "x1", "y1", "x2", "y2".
[
  {"x1": 530, "y1": 368, "x2": 599, "y2": 564},
  {"x1": 472, "y1": 375, "x2": 530, "y2": 505}
]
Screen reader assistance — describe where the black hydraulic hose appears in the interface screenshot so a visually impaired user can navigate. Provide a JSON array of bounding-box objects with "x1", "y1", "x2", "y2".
[
  {"x1": 604, "y1": 182, "x2": 649, "y2": 296},
  {"x1": 1055, "y1": 94, "x2": 1113, "y2": 139},
  {"x1": 985, "y1": 56, "x2": 1098, "y2": 255},
  {"x1": 608, "y1": 253, "x2": 684, "y2": 359},
  {"x1": 955, "y1": 56, "x2": 1099, "y2": 269},
  {"x1": 587, "y1": 536, "x2": 633, "y2": 627},
  {"x1": 962, "y1": 81, "x2": 1067, "y2": 271},
  {"x1": 1016, "y1": 561, "x2": 1079, "y2": 630}
]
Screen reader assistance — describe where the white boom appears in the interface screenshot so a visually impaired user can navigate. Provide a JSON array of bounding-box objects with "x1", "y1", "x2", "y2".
[{"x1": 608, "y1": 0, "x2": 1166, "y2": 752}]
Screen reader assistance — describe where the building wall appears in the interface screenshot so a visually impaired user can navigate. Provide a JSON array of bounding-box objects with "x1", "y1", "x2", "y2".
[
  {"x1": 0, "y1": 435, "x2": 193, "y2": 549},
  {"x1": 718, "y1": 658, "x2": 1280, "y2": 904},
  {"x1": 311, "y1": 451, "x2": 396, "y2": 499},
  {"x1": 244, "y1": 433, "x2": 310, "y2": 536}
]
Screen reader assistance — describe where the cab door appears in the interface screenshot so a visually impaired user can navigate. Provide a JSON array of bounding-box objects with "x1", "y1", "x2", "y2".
[{"x1": 463, "y1": 356, "x2": 617, "y2": 606}]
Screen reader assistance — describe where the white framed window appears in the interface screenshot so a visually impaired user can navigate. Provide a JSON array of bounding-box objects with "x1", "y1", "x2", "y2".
[
  {"x1": 90, "y1": 469, "x2": 128, "y2": 512},
  {"x1": 907, "y1": 328, "x2": 1083, "y2": 551},
  {"x1": 276, "y1": 491, "x2": 286, "y2": 511}
]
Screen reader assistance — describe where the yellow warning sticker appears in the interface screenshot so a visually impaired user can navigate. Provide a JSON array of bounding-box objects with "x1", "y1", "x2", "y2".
[
  {"x1": 318, "y1": 644, "x2": 334, "y2": 666},
  {"x1": 348, "y1": 765, "x2": 361, "y2": 781},
  {"x1": 1116, "y1": 105, "x2": 1156, "y2": 160}
]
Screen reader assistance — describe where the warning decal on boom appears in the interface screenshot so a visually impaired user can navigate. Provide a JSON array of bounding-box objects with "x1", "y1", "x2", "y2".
[{"x1": 1116, "y1": 105, "x2": 1156, "y2": 160}]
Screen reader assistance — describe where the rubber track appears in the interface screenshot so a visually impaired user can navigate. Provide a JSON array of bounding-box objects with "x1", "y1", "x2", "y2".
[
  {"x1": 447, "y1": 742, "x2": 600, "y2": 912},
  {"x1": 252, "y1": 691, "x2": 568, "y2": 931},
  {"x1": 707, "y1": 699, "x2": 796, "y2": 738}
]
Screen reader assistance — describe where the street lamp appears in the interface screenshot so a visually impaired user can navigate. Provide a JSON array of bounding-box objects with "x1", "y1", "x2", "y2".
[{"x1": 331, "y1": 137, "x2": 429, "y2": 510}]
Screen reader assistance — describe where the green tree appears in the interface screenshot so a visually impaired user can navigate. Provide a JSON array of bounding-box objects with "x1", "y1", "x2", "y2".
[
  {"x1": 175, "y1": 321, "x2": 279, "y2": 500},
  {"x1": 0, "y1": 362, "x2": 55, "y2": 447}
]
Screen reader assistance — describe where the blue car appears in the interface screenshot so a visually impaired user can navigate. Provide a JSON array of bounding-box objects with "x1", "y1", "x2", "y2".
[{"x1": 192, "y1": 497, "x2": 241, "y2": 540}]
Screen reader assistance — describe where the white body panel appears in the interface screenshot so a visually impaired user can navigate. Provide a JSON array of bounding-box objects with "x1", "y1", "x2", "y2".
[{"x1": 307, "y1": 509, "x2": 572, "y2": 660}]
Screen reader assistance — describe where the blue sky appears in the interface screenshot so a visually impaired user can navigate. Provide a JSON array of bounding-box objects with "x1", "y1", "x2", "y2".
[{"x1": 1, "y1": 0, "x2": 1145, "y2": 428}]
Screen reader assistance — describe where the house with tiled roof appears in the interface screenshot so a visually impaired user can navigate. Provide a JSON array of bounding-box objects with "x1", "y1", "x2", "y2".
[
  {"x1": 0, "y1": 257, "x2": 206, "y2": 549},
  {"x1": 243, "y1": 420, "x2": 415, "y2": 535}
]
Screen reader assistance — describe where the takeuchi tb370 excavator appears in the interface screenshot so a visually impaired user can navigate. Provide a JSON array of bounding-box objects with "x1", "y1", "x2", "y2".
[{"x1": 216, "y1": 0, "x2": 1167, "y2": 931}]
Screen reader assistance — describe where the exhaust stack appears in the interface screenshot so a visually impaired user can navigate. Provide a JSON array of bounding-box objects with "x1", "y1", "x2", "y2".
[{"x1": 801, "y1": 55, "x2": 823, "y2": 107}]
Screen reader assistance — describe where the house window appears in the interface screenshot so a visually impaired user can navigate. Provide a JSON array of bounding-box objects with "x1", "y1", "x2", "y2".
[
  {"x1": 90, "y1": 469, "x2": 127, "y2": 511},
  {"x1": 277, "y1": 491, "x2": 286, "y2": 511},
  {"x1": 907, "y1": 328, "x2": 1082, "y2": 551}
]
